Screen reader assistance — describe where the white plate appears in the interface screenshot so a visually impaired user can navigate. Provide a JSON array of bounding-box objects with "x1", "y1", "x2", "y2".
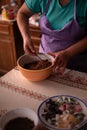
[{"x1": 38, "y1": 95, "x2": 87, "y2": 130}]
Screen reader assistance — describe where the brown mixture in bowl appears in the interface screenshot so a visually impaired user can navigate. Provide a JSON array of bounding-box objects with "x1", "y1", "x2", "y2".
[
  {"x1": 4, "y1": 117, "x2": 35, "y2": 130},
  {"x1": 24, "y1": 60, "x2": 52, "y2": 70}
]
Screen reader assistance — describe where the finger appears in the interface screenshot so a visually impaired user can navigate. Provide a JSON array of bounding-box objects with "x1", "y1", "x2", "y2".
[
  {"x1": 54, "y1": 61, "x2": 65, "y2": 74},
  {"x1": 58, "y1": 63, "x2": 67, "y2": 74},
  {"x1": 53, "y1": 65, "x2": 60, "y2": 74},
  {"x1": 54, "y1": 66, "x2": 64, "y2": 74},
  {"x1": 55, "y1": 66, "x2": 60, "y2": 72},
  {"x1": 24, "y1": 46, "x2": 33, "y2": 54},
  {"x1": 61, "y1": 63, "x2": 67, "y2": 73},
  {"x1": 24, "y1": 44, "x2": 36, "y2": 54},
  {"x1": 54, "y1": 57, "x2": 63, "y2": 68},
  {"x1": 29, "y1": 43, "x2": 36, "y2": 53}
]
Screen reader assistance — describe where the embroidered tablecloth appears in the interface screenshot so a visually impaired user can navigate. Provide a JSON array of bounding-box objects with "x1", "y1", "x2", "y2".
[
  {"x1": 49, "y1": 69, "x2": 87, "y2": 90},
  {"x1": 0, "y1": 68, "x2": 87, "y2": 130}
]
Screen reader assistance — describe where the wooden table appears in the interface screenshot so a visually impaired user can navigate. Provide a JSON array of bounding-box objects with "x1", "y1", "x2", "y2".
[{"x1": 0, "y1": 67, "x2": 87, "y2": 129}]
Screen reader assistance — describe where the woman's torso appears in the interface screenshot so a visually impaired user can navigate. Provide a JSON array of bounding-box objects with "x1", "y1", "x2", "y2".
[
  {"x1": 25, "y1": 0, "x2": 87, "y2": 72},
  {"x1": 25, "y1": 0, "x2": 87, "y2": 30}
]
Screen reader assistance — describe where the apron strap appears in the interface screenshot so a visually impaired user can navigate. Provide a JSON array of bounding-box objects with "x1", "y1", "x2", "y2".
[
  {"x1": 74, "y1": 0, "x2": 76, "y2": 20},
  {"x1": 43, "y1": 0, "x2": 52, "y2": 15}
]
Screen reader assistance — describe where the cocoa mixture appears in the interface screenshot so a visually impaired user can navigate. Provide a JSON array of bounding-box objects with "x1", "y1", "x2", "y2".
[
  {"x1": 4, "y1": 117, "x2": 35, "y2": 130},
  {"x1": 24, "y1": 60, "x2": 52, "y2": 70}
]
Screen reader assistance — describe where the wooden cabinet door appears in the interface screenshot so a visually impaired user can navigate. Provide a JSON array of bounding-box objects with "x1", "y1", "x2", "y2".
[
  {"x1": 0, "y1": 20, "x2": 24, "y2": 74},
  {"x1": 0, "y1": 40, "x2": 16, "y2": 73},
  {"x1": 0, "y1": 21, "x2": 16, "y2": 73}
]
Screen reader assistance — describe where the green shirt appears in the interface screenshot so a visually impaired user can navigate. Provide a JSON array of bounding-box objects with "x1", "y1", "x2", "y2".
[{"x1": 25, "y1": 0, "x2": 87, "y2": 30}]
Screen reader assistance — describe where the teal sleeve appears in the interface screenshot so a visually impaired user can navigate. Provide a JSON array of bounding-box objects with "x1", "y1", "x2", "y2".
[{"x1": 25, "y1": 0, "x2": 41, "y2": 13}]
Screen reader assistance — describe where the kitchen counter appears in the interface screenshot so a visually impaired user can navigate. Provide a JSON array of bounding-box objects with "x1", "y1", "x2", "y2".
[{"x1": 0, "y1": 67, "x2": 87, "y2": 129}]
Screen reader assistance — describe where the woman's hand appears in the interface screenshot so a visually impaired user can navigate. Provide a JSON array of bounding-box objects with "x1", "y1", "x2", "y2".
[
  {"x1": 49, "y1": 50, "x2": 72, "y2": 74},
  {"x1": 23, "y1": 37, "x2": 36, "y2": 54}
]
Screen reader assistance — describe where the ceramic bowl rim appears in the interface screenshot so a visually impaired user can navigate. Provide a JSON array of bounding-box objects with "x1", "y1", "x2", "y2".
[
  {"x1": 17, "y1": 53, "x2": 54, "y2": 72},
  {"x1": 0, "y1": 107, "x2": 38, "y2": 129}
]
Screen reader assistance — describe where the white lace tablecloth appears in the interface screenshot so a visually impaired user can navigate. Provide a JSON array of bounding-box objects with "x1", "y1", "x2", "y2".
[{"x1": 0, "y1": 67, "x2": 87, "y2": 129}]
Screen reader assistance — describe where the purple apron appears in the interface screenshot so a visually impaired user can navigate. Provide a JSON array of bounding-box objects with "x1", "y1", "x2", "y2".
[{"x1": 39, "y1": 0, "x2": 87, "y2": 72}]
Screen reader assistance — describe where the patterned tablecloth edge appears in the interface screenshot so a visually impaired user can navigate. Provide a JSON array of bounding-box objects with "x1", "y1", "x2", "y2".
[
  {"x1": 0, "y1": 79, "x2": 48, "y2": 101},
  {"x1": 48, "y1": 69, "x2": 87, "y2": 90}
]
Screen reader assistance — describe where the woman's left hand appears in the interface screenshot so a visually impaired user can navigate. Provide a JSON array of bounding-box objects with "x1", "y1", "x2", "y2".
[{"x1": 49, "y1": 50, "x2": 72, "y2": 74}]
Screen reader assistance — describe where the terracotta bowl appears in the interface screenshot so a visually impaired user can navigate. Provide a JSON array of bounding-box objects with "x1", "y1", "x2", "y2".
[{"x1": 17, "y1": 53, "x2": 54, "y2": 82}]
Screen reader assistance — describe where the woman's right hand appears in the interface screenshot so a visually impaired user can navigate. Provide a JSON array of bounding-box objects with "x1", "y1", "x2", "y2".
[{"x1": 23, "y1": 37, "x2": 36, "y2": 54}]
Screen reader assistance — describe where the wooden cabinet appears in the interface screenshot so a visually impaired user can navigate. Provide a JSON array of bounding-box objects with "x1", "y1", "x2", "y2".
[
  {"x1": 0, "y1": 20, "x2": 24, "y2": 74},
  {"x1": 29, "y1": 24, "x2": 41, "y2": 52},
  {"x1": 0, "y1": 0, "x2": 25, "y2": 75}
]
